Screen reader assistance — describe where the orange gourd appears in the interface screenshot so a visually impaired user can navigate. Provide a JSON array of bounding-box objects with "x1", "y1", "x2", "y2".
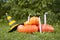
[
  {"x1": 17, "y1": 25, "x2": 38, "y2": 33},
  {"x1": 29, "y1": 16, "x2": 39, "y2": 25},
  {"x1": 38, "y1": 24, "x2": 54, "y2": 32},
  {"x1": 24, "y1": 21, "x2": 31, "y2": 25},
  {"x1": 17, "y1": 25, "x2": 24, "y2": 32}
]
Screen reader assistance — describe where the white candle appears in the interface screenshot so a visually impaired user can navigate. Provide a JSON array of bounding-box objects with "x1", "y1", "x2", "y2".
[
  {"x1": 44, "y1": 14, "x2": 46, "y2": 24},
  {"x1": 39, "y1": 16, "x2": 42, "y2": 33},
  {"x1": 28, "y1": 14, "x2": 30, "y2": 22},
  {"x1": 44, "y1": 12, "x2": 48, "y2": 24}
]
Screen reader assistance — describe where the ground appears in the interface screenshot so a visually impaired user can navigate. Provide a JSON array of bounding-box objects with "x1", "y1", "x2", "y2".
[{"x1": 0, "y1": 22, "x2": 60, "y2": 40}]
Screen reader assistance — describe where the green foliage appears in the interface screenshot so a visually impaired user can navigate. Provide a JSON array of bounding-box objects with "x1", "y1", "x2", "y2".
[{"x1": 0, "y1": 0, "x2": 60, "y2": 24}]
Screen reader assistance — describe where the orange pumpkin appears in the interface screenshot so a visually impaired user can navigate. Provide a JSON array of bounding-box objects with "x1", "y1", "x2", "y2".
[
  {"x1": 29, "y1": 16, "x2": 39, "y2": 25},
  {"x1": 17, "y1": 25, "x2": 38, "y2": 33},
  {"x1": 24, "y1": 21, "x2": 31, "y2": 25},
  {"x1": 38, "y1": 24, "x2": 54, "y2": 32},
  {"x1": 17, "y1": 25, "x2": 24, "y2": 32}
]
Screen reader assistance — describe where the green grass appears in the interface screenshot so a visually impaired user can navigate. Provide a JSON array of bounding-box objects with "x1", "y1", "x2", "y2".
[{"x1": 0, "y1": 22, "x2": 60, "y2": 40}]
